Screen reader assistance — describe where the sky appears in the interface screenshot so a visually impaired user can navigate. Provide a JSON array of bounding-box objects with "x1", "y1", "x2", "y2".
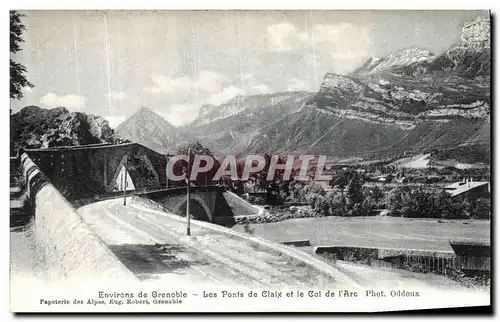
[{"x1": 11, "y1": 10, "x2": 489, "y2": 127}]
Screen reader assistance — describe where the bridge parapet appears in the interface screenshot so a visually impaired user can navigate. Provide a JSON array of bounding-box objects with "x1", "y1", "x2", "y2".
[
  {"x1": 19, "y1": 152, "x2": 136, "y2": 281},
  {"x1": 22, "y1": 143, "x2": 236, "y2": 227},
  {"x1": 24, "y1": 143, "x2": 167, "y2": 201}
]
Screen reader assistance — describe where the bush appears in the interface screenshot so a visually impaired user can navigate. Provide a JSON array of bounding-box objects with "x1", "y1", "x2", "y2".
[
  {"x1": 468, "y1": 197, "x2": 490, "y2": 219},
  {"x1": 384, "y1": 186, "x2": 484, "y2": 219}
]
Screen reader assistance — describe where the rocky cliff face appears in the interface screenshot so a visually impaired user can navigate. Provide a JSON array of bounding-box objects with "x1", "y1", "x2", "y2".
[
  {"x1": 310, "y1": 16, "x2": 490, "y2": 129},
  {"x1": 405, "y1": 17, "x2": 489, "y2": 77},
  {"x1": 461, "y1": 17, "x2": 490, "y2": 49},
  {"x1": 352, "y1": 48, "x2": 435, "y2": 76},
  {"x1": 10, "y1": 106, "x2": 120, "y2": 154},
  {"x1": 353, "y1": 17, "x2": 490, "y2": 80}
]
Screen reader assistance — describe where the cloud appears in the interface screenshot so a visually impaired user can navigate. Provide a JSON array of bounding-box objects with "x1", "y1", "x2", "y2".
[
  {"x1": 104, "y1": 116, "x2": 126, "y2": 128},
  {"x1": 144, "y1": 70, "x2": 227, "y2": 95},
  {"x1": 251, "y1": 84, "x2": 271, "y2": 94},
  {"x1": 22, "y1": 86, "x2": 33, "y2": 93},
  {"x1": 305, "y1": 23, "x2": 373, "y2": 58},
  {"x1": 206, "y1": 85, "x2": 244, "y2": 106},
  {"x1": 196, "y1": 70, "x2": 226, "y2": 93},
  {"x1": 266, "y1": 22, "x2": 374, "y2": 73},
  {"x1": 286, "y1": 78, "x2": 306, "y2": 91},
  {"x1": 160, "y1": 104, "x2": 201, "y2": 127},
  {"x1": 268, "y1": 22, "x2": 372, "y2": 53},
  {"x1": 267, "y1": 22, "x2": 298, "y2": 52},
  {"x1": 241, "y1": 73, "x2": 271, "y2": 94},
  {"x1": 40, "y1": 92, "x2": 85, "y2": 110},
  {"x1": 108, "y1": 92, "x2": 128, "y2": 100},
  {"x1": 267, "y1": 22, "x2": 300, "y2": 52},
  {"x1": 145, "y1": 71, "x2": 271, "y2": 115}
]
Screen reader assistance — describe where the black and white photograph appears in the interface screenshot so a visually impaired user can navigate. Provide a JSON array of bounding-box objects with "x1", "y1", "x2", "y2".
[{"x1": 9, "y1": 9, "x2": 492, "y2": 313}]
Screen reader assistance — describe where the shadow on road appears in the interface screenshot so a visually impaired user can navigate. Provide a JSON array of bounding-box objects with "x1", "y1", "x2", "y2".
[{"x1": 108, "y1": 243, "x2": 207, "y2": 281}]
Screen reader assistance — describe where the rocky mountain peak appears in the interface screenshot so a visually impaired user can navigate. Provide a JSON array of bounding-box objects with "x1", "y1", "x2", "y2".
[
  {"x1": 10, "y1": 106, "x2": 119, "y2": 153},
  {"x1": 116, "y1": 106, "x2": 191, "y2": 154},
  {"x1": 390, "y1": 47, "x2": 433, "y2": 56},
  {"x1": 125, "y1": 107, "x2": 176, "y2": 130},
  {"x1": 321, "y1": 73, "x2": 364, "y2": 92},
  {"x1": 136, "y1": 106, "x2": 161, "y2": 118},
  {"x1": 460, "y1": 16, "x2": 490, "y2": 49},
  {"x1": 352, "y1": 47, "x2": 434, "y2": 76}
]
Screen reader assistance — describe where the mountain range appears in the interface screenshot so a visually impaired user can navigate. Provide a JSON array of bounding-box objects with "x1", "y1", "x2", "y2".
[
  {"x1": 176, "y1": 16, "x2": 490, "y2": 163},
  {"x1": 13, "y1": 17, "x2": 490, "y2": 165},
  {"x1": 182, "y1": 91, "x2": 314, "y2": 154}
]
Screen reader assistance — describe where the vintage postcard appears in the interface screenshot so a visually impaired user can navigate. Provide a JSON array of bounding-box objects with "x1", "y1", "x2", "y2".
[{"x1": 9, "y1": 10, "x2": 491, "y2": 313}]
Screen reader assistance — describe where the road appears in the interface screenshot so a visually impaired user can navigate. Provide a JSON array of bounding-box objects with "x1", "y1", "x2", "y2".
[
  {"x1": 78, "y1": 197, "x2": 354, "y2": 289},
  {"x1": 75, "y1": 196, "x2": 490, "y2": 310}
]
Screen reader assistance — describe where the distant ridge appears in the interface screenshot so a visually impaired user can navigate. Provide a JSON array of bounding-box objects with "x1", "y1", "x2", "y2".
[{"x1": 179, "y1": 17, "x2": 490, "y2": 164}]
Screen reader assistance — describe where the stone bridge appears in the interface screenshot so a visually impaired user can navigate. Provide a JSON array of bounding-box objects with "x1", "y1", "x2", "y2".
[
  {"x1": 18, "y1": 143, "x2": 235, "y2": 227},
  {"x1": 137, "y1": 186, "x2": 235, "y2": 227}
]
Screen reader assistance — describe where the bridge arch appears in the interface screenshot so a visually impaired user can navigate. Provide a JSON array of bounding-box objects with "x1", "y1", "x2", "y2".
[
  {"x1": 172, "y1": 195, "x2": 212, "y2": 222},
  {"x1": 108, "y1": 150, "x2": 160, "y2": 192}
]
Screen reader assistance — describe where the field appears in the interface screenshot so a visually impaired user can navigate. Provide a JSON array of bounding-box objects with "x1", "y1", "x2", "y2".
[{"x1": 232, "y1": 216, "x2": 490, "y2": 252}]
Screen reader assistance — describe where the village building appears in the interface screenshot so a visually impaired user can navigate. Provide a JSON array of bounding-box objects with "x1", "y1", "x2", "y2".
[{"x1": 444, "y1": 178, "x2": 490, "y2": 199}]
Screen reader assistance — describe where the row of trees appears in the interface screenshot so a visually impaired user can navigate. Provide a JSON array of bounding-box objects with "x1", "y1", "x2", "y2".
[
  {"x1": 286, "y1": 172, "x2": 378, "y2": 217},
  {"x1": 387, "y1": 186, "x2": 490, "y2": 219},
  {"x1": 281, "y1": 171, "x2": 489, "y2": 219},
  {"x1": 175, "y1": 143, "x2": 490, "y2": 220}
]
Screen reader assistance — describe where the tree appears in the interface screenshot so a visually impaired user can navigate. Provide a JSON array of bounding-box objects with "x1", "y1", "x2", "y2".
[
  {"x1": 410, "y1": 188, "x2": 434, "y2": 218},
  {"x1": 175, "y1": 141, "x2": 220, "y2": 186},
  {"x1": 342, "y1": 175, "x2": 363, "y2": 216},
  {"x1": 11, "y1": 11, "x2": 33, "y2": 100},
  {"x1": 435, "y1": 189, "x2": 452, "y2": 218},
  {"x1": 371, "y1": 185, "x2": 384, "y2": 205},
  {"x1": 177, "y1": 141, "x2": 212, "y2": 155},
  {"x1": 344, "y1": 173, "x2": 363, "y2": 208},
  {"x1": 472, "y1": 198, "x2": 490, "y2": 219},
  {"x1": 385, "y1": 186, "x2": 468, "y2": 219},
  {"x1": 330, "y1": 170, "x2": 352, "y2": 190},
  {"x1": 314, "y1": 194, "x2": 327, "y2": 215},
  {"x1": 328, "y1": 190, "x2": 346, "y2": 216},
  {"x1": 386, "y1": 186, "x2": 410, "y2": 216}
]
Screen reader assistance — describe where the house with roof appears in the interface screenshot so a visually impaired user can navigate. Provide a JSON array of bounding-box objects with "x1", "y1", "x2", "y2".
[{"x1": 443, "y1": 179, "x2": 490, "y2": 199}]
